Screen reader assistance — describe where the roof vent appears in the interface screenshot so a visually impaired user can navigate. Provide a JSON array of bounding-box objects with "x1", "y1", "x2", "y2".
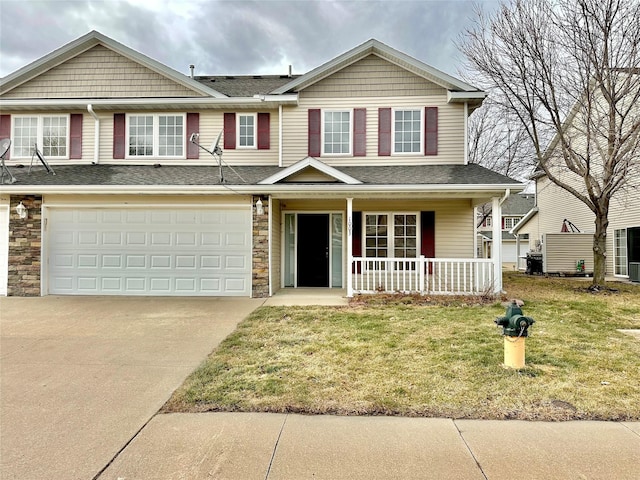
[
  {"x1": 189, "y1": 64, "x2": 195, "y2": 78},
  {"x1": 288, "y1": 65, "x2": 292, "y2": 78}
]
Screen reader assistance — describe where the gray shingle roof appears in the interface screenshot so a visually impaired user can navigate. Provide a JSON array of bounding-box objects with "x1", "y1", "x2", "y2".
[
  {"x1": 193, "y1": 75, "x2": 302, "y2": 97},
  {"x1": 7, "y1": 163, "x2": 521, "y2": 187}
]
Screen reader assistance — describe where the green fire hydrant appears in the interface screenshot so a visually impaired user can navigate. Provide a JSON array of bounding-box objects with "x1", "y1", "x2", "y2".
[{"x1": 495, "y1": 301, "x2": 535, "y2": 368}]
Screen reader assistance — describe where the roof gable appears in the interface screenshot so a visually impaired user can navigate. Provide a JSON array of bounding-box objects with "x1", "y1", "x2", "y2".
[
  {"x1": 272, "y1": 39, "x2": 482, "y2": 95},
  {"x1": 1, "y1": 31, "x2": 224, "y2": 98},
  {"x1": 258, "y1": 157, "x2": 362, "y2": 185}
]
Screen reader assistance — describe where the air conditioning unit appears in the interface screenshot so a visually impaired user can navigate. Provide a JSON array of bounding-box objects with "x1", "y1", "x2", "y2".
[{"x1": 629, "y1": 262, "x2": 640, "y2": 283}]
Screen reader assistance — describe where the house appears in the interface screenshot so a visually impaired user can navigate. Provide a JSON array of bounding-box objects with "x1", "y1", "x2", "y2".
[
  {"x1": 512, "y1": 169, "x2": 640, "y2": 279},
  {"x1": 0, "y1": 31, "x2": 523, "y2": 298},
  {"x1": 477, "y1": 192, "x2": 535, "y2": 270},
  {"x1": 510, "y1": 77, "x2": 640, "y2": 280}
]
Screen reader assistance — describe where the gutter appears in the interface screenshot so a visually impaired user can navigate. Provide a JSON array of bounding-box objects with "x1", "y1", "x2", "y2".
[
  {"x1": 87, "y1": 104, "x2": 100, "y2": 164},
  {"x1": 0, "y1": 182, "x2": 526, "y2": 196},
  {"x1": 0, "y1": 96, "x2": 299, "y2": 110}
]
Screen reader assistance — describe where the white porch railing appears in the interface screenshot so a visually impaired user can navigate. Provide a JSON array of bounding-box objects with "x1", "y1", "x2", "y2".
[{"x1": 350, "y1": 256, "x2": 495, "y2": 296}]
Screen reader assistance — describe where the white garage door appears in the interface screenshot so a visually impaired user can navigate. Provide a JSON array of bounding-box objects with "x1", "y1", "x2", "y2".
[
  {"x1": 47, "y1": 207, "x2": 252, "y2": 296},
  {"x1": 0, "y1": 202, "x2": 8, "y2": 296}
]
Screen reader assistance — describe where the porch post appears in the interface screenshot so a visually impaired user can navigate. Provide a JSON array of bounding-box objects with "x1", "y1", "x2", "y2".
[
  {"x1": 515, "y1": 233, "x2": 521, "y2": 271},
  {"x1": 492, "y1": 196, "x2": 503, "y2": 293},
  {"x1": 347, "y1": 197, "x2": 353, "y2": 297}
]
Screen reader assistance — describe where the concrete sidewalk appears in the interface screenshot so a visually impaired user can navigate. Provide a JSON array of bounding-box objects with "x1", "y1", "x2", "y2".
[{"x1": 99, "y1": 413, "x2": 640, "y2": 479}]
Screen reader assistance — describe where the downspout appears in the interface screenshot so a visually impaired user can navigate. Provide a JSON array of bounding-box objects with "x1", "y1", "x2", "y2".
[
  {"x1": 464, "y1": 102, "x2": 469, "y2": 165},
  {"x1": 87, "y1": 104, "x2": 100, "y2": 164},
  {"x1": 278, "y1": 104, "x2": 283, "y2": 167}
]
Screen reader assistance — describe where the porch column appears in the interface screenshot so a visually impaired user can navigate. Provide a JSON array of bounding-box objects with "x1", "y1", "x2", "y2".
[
  {"x1": 515, "y1": 233, "x2": 521, "y2": 271},
  {"x1": 492, "y1": 196, "x2": 503, "y2": 293},
  {"x1": 347, "y1": 197, "x2": 353, "y2": 297}
]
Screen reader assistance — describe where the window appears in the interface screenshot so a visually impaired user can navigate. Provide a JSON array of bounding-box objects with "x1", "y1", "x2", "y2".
[
  {"x1": 127, "y1": 114, "x2": 184, "y2": 158},
  {"x1": 323, "y1": 110, "x2": 351, "y2": 155},
  {"x1": 365, "y1": 213, "x2": 418, "y2": 259},
  {"x1": 12, "y1": 115, "x2": 69, "y2": 158},
  {"x1": 615, "y1": 229, "x2": 627, "y2": 276},
  {"x1": 504, "y1": 217, "x2": 521, "y2": 230},
  {"x1": 393, "y1": 109, "x2": 422, "y2": 153},
  {"x1": 238, "y1": 114, "x2": 256, "y2": 148}
]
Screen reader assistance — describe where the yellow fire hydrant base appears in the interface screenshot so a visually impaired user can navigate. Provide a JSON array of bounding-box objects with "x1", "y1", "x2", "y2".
[{"x1": 504, "y1": 336, "x2": 526, "y2": 369}]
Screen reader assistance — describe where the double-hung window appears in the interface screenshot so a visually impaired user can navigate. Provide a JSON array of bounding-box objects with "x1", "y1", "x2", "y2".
[
  {"x1": 323, "y1": 110, "x2": 351, "y2": 155},
  {"x1": 238, "y1": 113, "x2": 256, "y2": 148},
  {"x1": 12, "y1": 115, "x2": 69, "y2": 159},
  {"x1": 364, "y1": 213, "x2": 418, "y2": 262},
  {"x1": 127, "y1": 114, "x2": 185, "y2": 158},
  {"x1": 393, "y1": 108, "x2": 422, "y2": 154}
]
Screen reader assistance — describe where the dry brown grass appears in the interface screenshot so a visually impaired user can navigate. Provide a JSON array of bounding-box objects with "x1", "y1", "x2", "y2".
[{"x1": 164, "y1": 273, "x2": 640, "y2": 420}]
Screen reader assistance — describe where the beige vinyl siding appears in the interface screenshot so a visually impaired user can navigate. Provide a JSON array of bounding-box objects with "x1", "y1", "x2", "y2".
[
  {"x1": 536, "y1": 176, "x2": 594, "y2": 235},
  {"x1": 97, "y1": 110, "x2": 280, "y2": 165},
  {"x1": 3, "y1": 45, "x2": 202, "y2": 99},
  {"x1": 282, "y1": 97, "x2": 465, "y2": 167},
  {"x1": 281, "y1": 198, "x2": 474, "y2": 259},
  {"x1": 543, "y1": 233, "x2": 593, "y2": 274},
  {"x1": 302, "y1": 55, "x2": 446, "y2": 98},
  {"x1": 270, "y1": 199, "x2": 282, "y2": 292}
]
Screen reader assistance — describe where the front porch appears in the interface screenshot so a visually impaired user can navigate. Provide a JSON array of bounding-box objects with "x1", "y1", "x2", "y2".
[{"x1": 266, "y1": 195, "x2": 509, "y2": 298}]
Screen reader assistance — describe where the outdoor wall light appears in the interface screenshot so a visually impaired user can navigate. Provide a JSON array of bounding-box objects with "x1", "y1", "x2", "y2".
[
  {"x1": 255, "y1": 198, "x2": 264, "y2": 215},
  {"x1": 15, "y1": 201, "x2": 27, "y2": 219}
]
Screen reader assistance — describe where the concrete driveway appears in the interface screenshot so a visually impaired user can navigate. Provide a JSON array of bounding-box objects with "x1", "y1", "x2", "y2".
[{"x1": 0, "y1": 296, "x2": 262, "y2": 480}]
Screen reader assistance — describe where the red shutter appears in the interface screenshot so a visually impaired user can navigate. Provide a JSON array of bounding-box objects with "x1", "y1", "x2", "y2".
[
  {"x1": 353, "y1": 108, "x2": 366, "y2": 156},
  {"x1": 378, "y1": 108, "x2": 391, "y2": 156},
  {"x1": 425, "y1": 107, "x2": 438, "y2": 156},
  {"x1": 308, "y1": 109, "x2": 321, "y2": 157},
  {"x1": 69, "y1": 114, "x2": 83, "y2": 159},
  {"x1": 257, "y1": 112, "x2": 270, "y2": 150},
  {"x1": 186, "y1": 113, "x2": 199, "y2": 159},
  {"x1": 352, "y1": 212, "x2": 362, "y2": 274},
  {"x1": 224, "y1": 113, "x2": 236, "y2": 149},
  {"x1": 0, "y1": 115, "x2": 11, "y2": 160},
  {"x1": 113, "y1": 113, "x2": 126, "y2": 159},
  {"x1": 421, "y1": 211, "x2": 435, "y2": 274}
]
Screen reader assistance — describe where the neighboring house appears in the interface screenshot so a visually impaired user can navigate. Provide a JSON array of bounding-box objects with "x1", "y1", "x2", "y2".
[
  {"x1": 477, "y1": 192, "x2": 535, "y2": 270},
  {"x1": 512, "y1": 170, "x2": 640, "y2": 279},
  {"x1": 0, "y1": 31, "x2": 523, "y2": 298}
]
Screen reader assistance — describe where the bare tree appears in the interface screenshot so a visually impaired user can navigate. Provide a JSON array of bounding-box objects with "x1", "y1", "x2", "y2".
[{"x1": 460, "y1": 0, "x2": 640, "y2": 288}]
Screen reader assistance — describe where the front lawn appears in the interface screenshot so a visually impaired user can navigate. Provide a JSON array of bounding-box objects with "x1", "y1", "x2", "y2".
[{"x1": 164, "y1": 273, "x2": 640, "y2": 420}]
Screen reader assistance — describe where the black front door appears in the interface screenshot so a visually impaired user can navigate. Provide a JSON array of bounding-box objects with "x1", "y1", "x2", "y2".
[{"x1": 297, "y1": 214, "x2": 329, "y2": 287}]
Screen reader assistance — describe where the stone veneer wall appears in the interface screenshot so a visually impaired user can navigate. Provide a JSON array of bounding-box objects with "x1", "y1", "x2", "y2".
[
  {"x1": 8, "y1": 195, "x2": 42, "y2": 296},
  {"x1": 252, "y1": 196, "x2": 269, "y2": 298}
]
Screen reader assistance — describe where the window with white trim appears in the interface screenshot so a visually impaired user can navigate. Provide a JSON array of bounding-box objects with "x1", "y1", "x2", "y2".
[
  {"x1": 238, "y1": 113, "x2": 256, "y2": 148},
  {"x1": 393, "y1": 108, "x2": 422, "y2": 153},
  {"x1": 323, "y1": 110, "x2": 351, "y2": 155},
  {"x1": 364, "y1": 213, "x2": 418, "y2": 258},
  {"x1": 127, "y1": 114, "x2": 184, "y2": 158},
  {"x1": 12, "y1": 115, "x2": 69, "y2": 159},
  {"x1": 615, "y1": 229, "x2": 627, "y2": 276},
  {"x1": 504, "y1": 217, "x2": 521, "y2": 230}
]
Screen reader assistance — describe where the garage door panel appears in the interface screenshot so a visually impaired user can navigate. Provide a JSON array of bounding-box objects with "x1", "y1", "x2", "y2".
[{"x1": 47, "y1": 207, "x2": 251, "y2": 296}]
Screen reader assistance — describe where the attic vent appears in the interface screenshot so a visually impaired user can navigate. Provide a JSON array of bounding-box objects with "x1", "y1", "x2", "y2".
[{"x1": 209, "y1": 79, "x2": 216, "y2": 83}]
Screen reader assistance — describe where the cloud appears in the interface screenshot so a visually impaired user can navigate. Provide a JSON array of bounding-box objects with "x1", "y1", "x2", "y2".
[{"x1": 1, "y1": 0, "x2": 500, "y2": 79}]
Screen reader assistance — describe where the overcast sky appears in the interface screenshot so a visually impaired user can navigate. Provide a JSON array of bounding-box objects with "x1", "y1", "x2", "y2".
[{"x1": 0, "y1": 0, "x2": 501, "y2": 80}]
